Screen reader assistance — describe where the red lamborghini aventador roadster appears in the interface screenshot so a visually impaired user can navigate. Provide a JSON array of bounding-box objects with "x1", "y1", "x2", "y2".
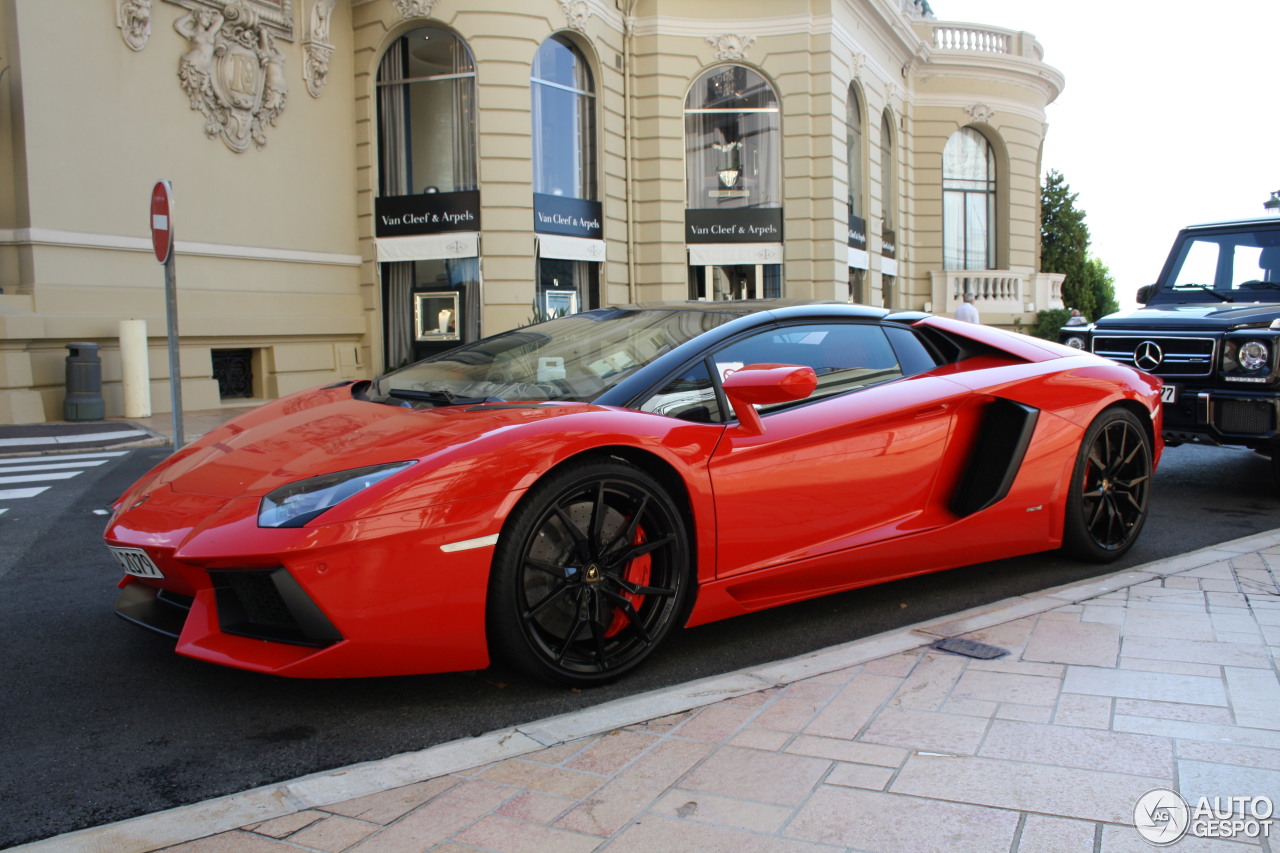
[{"x1": 105, "y1": 301, "x2": 1162, "y2": 685}]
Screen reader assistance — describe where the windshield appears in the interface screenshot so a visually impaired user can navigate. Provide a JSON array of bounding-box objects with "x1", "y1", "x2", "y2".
[
  {"x1": 374, "y1": 307, "x2": 742, "y2": 405},
  {"x1": 1162, "y1": 226, "x2": 1280, "y2": 301}
]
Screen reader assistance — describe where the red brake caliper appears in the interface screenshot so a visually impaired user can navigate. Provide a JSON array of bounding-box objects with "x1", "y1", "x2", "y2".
[{"x1": 604, "y1": 521, "x2": 650, "y2": 637}]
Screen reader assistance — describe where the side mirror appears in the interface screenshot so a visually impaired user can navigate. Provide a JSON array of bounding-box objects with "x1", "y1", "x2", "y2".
[
  {"x1": 722, "y1": 364, "x2": 818, "y2": 436},
  {"x1": 1135, "y1": 284, "x2": 1154, "y2": 305}
]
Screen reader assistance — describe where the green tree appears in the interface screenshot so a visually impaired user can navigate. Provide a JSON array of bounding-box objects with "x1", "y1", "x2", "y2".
[
  {"x1": 1040, "y1": 169, "x2": 1094, "y2": 319},
  {"x1": 1084, "y1": 256, "x2": 1119, "y2": 319}
]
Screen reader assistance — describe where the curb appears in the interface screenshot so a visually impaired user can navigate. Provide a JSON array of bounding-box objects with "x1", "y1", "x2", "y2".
[{"x1": 13, "y1": 529, "x2": 1280, "y2": 853}]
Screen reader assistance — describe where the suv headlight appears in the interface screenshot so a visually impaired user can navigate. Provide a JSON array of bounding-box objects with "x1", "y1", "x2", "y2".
[
  {"x1": 258, "y1": 462, "x2": 415, "y2": 528},
  {"x1": 1064, "y1": 336, "x2": 1086, "y2": 350},
  {"x1": 1238, "y1": 340, "x2": 1269, "y2": 372}
]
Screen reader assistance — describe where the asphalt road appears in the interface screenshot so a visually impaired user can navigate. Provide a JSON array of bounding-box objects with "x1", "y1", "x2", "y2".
[{"x1": 0, "y1": 441, "x2": 1276, "y2": 846}]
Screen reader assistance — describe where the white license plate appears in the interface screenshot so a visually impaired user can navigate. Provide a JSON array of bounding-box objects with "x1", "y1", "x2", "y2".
[
  {"x1": 1161, "y1": 385, "x2": 1178, "y2": 404},
  {"x1": 109, "y1": 546, "x2": 164, "y2": 579}
]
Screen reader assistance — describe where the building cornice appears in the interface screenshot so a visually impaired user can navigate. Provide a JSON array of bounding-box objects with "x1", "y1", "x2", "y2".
[{"x1": 0, "y1": 229, "x2": 362, "y2": 267}]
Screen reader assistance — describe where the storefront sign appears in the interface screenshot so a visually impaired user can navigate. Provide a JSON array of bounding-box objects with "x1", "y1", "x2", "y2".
[
  {"x1": 685, "y1": 209, "x2": 783, "y2": 244},
  {"x1": 534, "y1": 194, "x2": 603, "y2": 240},
  {"x1": 882, "y1": 226, "x2": 897, "y2": 258},
  {"x1": 848, "y1": 213, "x2": 866, "y2": 250},
  {"x1": 375, "y1": 190, "x2": 480, "y2": 238}
]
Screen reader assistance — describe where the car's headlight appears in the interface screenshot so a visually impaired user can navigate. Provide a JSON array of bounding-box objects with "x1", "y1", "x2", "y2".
[
  {"x1": 1238, "y1": 340, "x2": 1269, "y2": 372},
  {"x1": 1064, "y1": 336, "x2": 1086, "y2": 350},
  {"x1": 258, "y1": 462, "x2": 415, "y2": 528}
]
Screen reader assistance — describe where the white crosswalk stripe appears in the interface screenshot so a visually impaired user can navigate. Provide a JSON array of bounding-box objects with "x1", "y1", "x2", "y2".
[{"x1": 0, "y1": 450, "x2": 129, "y2": 514}]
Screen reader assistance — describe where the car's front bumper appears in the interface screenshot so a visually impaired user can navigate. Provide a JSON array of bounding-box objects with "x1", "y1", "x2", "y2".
[{"x1": 107, "y1": 484, "x2": 513, "y2": 678}]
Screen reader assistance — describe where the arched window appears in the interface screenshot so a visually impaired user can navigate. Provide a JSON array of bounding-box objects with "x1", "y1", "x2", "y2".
[
  {"x1": 378, "y1": 27, "x2": 477, "y2": 196},
  {"x1": 846, "y1": 86, "x2": 867, "y2": 302},
  {"x1": 879, "y1": 110, "x2": 896, "y2": 231},
  {"x1": 684, "y1": 65, "x2": 782, "y2": 301},
  {"x1": 847, "y1": 88, "x2": 864, "y2": 220},
  {"x1": 532, "y1": 35, "x2": 599, "y2": 316},
  {"x1": 376, "y1": 27, "x2": 479, "y2": 367},
  {"x1": 879, "y1": 111, "x2": 898, "y2": 308},
  {"x1": 943, "y1": 127, "x2": 996, "y2": 270}
]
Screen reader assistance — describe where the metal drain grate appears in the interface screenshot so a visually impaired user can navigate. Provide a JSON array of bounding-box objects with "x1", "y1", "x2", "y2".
[{"x1": 930, "y1": 637, "x2": 1009, "y2": 659}]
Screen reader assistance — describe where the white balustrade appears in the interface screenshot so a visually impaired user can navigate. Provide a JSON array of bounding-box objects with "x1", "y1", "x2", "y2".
[
  {"x1": 932, "y1": 26, "x2": 1008, "y2": 54},
  {"x1": 930, "y1": 269, "x2": 1065, "y2": 318}
]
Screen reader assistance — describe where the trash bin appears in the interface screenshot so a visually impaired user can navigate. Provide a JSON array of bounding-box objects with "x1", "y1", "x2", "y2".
[{"x1": 64, "y1": 342, "x2": 105, "y2": 421}]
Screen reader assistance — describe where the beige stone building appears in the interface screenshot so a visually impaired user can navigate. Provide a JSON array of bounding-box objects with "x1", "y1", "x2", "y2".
[{"x1": 0, "y1": 0, "x2": 1064, "y2": 425}]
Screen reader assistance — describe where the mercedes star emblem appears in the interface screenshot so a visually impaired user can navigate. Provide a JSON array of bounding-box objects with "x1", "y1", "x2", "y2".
[{"x1": 1134, "y1": 340, "x2": 1164, "y2": 371}]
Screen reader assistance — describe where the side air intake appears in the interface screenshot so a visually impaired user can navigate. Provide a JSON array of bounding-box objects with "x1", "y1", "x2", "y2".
[{"x1": 950, "y1": 398, "x2": 1039, "y2": 517}]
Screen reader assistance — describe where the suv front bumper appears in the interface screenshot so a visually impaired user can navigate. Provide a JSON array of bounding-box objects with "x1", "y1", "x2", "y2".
[{"x1": 1161, "y1": 384, "x2": 1280, "y2": 448}]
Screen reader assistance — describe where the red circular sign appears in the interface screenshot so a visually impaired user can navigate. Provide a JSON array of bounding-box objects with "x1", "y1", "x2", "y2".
[{"x1": 150, "y1": 180, "x2": 173, "y2": 264}]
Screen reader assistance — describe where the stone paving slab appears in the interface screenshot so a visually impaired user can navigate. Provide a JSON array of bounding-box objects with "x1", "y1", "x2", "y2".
[{"x1": 14, "y1": 530, "x2": 1280, "y2": 853}]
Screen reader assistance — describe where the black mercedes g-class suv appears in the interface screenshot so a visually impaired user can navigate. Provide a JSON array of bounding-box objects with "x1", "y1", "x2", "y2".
[{"x1": 1061, "y1": 216, "x2": 1280, "y2": 482}]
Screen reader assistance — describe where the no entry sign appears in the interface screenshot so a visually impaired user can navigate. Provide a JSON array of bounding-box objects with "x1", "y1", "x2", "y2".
[{"x1": 150, "y1": 180, "x2": 173, "y2": 264}]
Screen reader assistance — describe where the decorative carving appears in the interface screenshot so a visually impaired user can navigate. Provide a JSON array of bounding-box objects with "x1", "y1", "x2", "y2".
[
  {"x1": 165, "y1": 0, "x2": 294, "y2": 41},
  {"x1": 965, "y1": 103, "x2": 995, "y2": 124},
  {"x1": 705, "y1": 33, "x2": 755, "y2": 62},
  {"x1": 303, "y1": 0, "x2": 337, "y2": 98},
  {"x1": 174, "y1": 2, "x2": 290, "y2": 152},
  {"x1": 393, "y1": 0, "x2": 438, "y2": 18},
  {"x1": 850, "y1": 52, "x2": 865, "y2": 80},
  {"x1": 561, "y1": 0, "x2": 591, "y2": 31},
  {"x1": 117, "y1": 0, "x2": 154, "y2": 51}
]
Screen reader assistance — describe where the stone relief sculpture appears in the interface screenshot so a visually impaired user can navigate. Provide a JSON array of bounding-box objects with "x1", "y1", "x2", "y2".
[
  {"x1": 966, "y1": 103, "x2": 995, "y2": 124},
  {"x1": 166, "y1": 0, "x2": 294, "y2": 39},
  {"x1": 174, "y1": 1, "x2": 290, "y2": 152},
  {"x1": 304, "y1": 0, "x2": 337, "y2": 98},
  {"x1": 561, "y1": 0, "x2": 591, "y2": 32},
  {"x1": 117, "y1": 0, "x2": 154, "y2": 51},
  {"x1": 851, "y1": 52, "x2": 866, "y2": 80},
  {"x1": 706, "y1": 34, "x2": 755, "y2": 62},
  {"x1": 393, "y1": 0, "x2": 439, "y2": 19}
]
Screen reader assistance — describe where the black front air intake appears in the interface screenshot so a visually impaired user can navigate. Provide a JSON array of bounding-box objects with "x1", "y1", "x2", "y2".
[
  {"x1": 951, "y1": 397, "x2": 1040, "y2": 517},
  {"x1": 208, "y1": 568, "x2": 342, "y2": 647}
]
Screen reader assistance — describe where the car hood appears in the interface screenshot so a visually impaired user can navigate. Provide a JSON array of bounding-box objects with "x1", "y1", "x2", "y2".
[
  {"x1": 148, "y1": 385, "x2": 590, "y2": 500},
  {"x1": 1095, "y1": 301, "x2": 1280, "y2": 332}
]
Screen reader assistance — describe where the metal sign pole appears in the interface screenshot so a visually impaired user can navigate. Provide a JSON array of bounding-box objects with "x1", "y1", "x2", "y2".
[
  {"x1": 164, "y1": 250, "x2": 184, "y2": 449},
  {"x1": 152, "y1": 180, "x2": 184, "y2": 450}
]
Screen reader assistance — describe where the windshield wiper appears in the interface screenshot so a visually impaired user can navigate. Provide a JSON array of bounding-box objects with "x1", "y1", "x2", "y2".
[
  {"x1": 384, "y1": 388, "x2": 505, "y2": 406},
  {"x1": 1239, "y1": 280, "x2": 1280, "y2": 291},
  {"x1": 1168, "y1": 283, "x2": 1232, "y2": 302}
]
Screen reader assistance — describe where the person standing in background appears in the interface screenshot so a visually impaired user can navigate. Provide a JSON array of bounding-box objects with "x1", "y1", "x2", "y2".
[{"x1": 955, "y1": 292, "x2": 980, "y2": 323}]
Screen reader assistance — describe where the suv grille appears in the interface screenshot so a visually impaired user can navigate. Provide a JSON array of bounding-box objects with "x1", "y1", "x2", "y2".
[{"x1": 1092, "y1": 335, "x2": 1216, "y2": 377}]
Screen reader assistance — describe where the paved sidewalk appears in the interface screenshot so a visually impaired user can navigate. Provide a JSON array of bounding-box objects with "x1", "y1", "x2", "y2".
[{"x1": 19, "y1": 531, "x2": 1280, "y2": 853}]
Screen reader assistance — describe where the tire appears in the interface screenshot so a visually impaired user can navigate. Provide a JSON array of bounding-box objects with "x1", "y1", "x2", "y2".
[
  {"x1": 487, "y1": 459, "x2": 691, "y2": 686},
  {"x1": 1062, "y1": 407, "x2": 1153, "y2": 562}
]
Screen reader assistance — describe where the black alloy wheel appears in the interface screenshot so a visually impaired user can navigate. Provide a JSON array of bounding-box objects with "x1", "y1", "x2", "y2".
[
  {"x1": 1062, "y1": 407, "x2": 1153, "y2": 562},
  {"x1": 487, "y1": 459, "x2": 690, "y2": 686}
]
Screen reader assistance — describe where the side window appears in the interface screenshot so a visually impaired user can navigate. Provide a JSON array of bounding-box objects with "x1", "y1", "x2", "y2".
[
  {"x1": 1232, "y1": 245, "x2": 1264, "y2": 288},
  {"x1": 884, "y1": 325, "x2": 943, "y2": 376},
  {"x1": 639, "y1": 360, "x2": 722, "y2": 423},
  {"x1": 714, "y1": 323, "x2": 904, "y2": 411}
]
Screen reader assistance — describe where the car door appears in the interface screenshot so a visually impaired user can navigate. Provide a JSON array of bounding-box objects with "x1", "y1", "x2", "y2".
[{"x1": 706, "y1": 321, "x2": 969, "y2": 579}]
